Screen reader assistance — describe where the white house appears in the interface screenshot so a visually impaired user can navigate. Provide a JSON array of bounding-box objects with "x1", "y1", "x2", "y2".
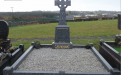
[
  {"x1": 102, "y1": 13, "x2": 114, "y2": 18},
  {"x1": 56, "y1": 15, "x2": 74, "y2": 20}
]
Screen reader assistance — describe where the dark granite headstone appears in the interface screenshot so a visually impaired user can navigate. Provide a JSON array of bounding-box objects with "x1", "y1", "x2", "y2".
[
  {"x1": 52, "y1": 0, "x2": 73, "y2": 49},
  {"x1": 0, "y1": 20, "x2": 12, "y2": 52},
  {"x1": 118, "y1": 14, "x2": 121, "y2": 30},
  {"x1": 0, "y1": 21, "x2": 9, "y2": 40}
]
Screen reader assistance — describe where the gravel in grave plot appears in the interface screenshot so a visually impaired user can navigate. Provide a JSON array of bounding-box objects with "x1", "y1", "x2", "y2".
[{"x1": 16, "y1": 48, "x2": 108, "y2": 72}]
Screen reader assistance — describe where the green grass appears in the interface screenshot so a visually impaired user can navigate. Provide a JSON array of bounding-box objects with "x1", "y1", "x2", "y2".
[
  {"x1": 8, "y1": 19, "x2": 120, "y2": 39},
  {"x1": 9, "y1": 19, "x2": 120, "y2": 50},
  {"x1": 113, "y1": 47, "x2": 121, "y2": 53}
]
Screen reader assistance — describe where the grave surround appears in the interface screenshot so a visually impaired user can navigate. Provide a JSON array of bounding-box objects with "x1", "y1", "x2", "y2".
[
  {"x1": 99, "y1": 39, "x2": 121, "y2": 71},
  {"x1": 3, "y1": 43, "x2": 121, "y2": 75}
]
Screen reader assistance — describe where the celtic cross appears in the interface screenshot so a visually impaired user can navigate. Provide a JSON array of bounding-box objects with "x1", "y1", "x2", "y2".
[{"x1": 55, "y1": 0, "x2": 71, "y2": 25}]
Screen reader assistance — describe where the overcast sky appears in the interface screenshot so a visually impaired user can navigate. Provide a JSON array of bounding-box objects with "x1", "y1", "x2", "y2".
[{"x1": 0, "y1": 0, "x2": 120, "y2": 12}]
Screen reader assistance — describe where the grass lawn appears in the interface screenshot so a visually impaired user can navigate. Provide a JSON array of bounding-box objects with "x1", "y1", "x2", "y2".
[
  {"x1": 8, "y1": 19, "x2": 120, "y2": 39},
  {"x1": 9, "y1": 19, "x2": 120, "y2": 51},
  {"x1": 113, "y1": 47, "x2": 121, "y2": 53}
]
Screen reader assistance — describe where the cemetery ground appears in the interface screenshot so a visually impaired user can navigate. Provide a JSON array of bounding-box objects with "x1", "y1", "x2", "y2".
[{"x1": 9, "y1": 19, "x2": 120, "y2": 53}]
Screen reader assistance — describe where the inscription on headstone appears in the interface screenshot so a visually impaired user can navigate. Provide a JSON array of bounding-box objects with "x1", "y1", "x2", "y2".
[
  {"x1": 52, "y1": 0, "x2": 72, "y2": 49},
  {"x1": 55, "y1": 45, "x2": 70, "y2": 49},
  {"x1": 55, "y1": 26, "x2": 70, "y2": 43}
]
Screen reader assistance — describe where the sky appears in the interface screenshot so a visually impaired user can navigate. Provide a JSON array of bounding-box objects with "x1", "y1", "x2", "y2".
[{"x1": 0, "y1": 0, "x2": 120, "y2": 12}]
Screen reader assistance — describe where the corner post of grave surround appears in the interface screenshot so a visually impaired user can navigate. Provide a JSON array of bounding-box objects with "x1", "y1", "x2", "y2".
[
  {"x1": 19, "y1": 44, "x2": 24, "y2": 52},
  {"x1": 90, "y1": 43, "x2": 93, "y2": 47},
  {"x1": 52, "y1": 0, "x2": 72, "y2": 49},
  {"x1": 31, "y1": 42, "x2": 35, "y2": 46},
  {"x1": 100, "y1": 39, "x2": 105, "y2": 46},
  {"x1": 111, "y1": 68, "x2": 121, "y2": 75},
  {"x1": 3, "y1": 67, "x2": 13, "y2": 75}
]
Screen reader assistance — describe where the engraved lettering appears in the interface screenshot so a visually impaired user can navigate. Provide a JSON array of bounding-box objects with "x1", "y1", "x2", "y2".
[{"x1": 55, "y1": 45, "x2": 70, "y2": 49}]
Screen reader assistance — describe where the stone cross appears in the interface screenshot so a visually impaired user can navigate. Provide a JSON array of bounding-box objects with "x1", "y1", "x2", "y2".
[{"x1": 55, "y1": 0, "x2": 71, "y2": 25}]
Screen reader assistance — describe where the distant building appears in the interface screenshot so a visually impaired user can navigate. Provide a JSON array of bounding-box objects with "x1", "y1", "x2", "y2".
[
  {"x1": 73, "y1": 15, "x2": 89, "y2": 19},
  {"x1": 66, "y1": 15, "x2": 74, "y2": 20},
  {"x1": 73, "y1": 15, "x2": 82, "y2": 19},
  {"x1": 85, "y1": 14, "x2": 98, "y2": 18},
  {"x1": 56, "y1": 15, "x2": 74, "y2": 20},
  {"x1": 102, "y1": 13, "x2": 114, "y2": 18}
]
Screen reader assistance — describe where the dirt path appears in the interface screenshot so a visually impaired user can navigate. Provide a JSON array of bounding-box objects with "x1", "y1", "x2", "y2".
[{"x1": 10, "y1": 36, "x2": 115, "y2": 42}]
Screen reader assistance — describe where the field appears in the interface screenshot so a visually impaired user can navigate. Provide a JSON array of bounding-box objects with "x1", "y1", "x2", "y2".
[
  {"x1": 9, "y1": 19, "x2": 120, "y2": 51},
  {"x1": 9, "y1": 19, "x2": 120, "y2": 39}
]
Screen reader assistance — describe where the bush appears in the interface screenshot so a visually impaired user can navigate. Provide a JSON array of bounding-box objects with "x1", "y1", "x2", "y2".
[{"x1": 7, "y1": 47, "x2": 16, "y2": 53}]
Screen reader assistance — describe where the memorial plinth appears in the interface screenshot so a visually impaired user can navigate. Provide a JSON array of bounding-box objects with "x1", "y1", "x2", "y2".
[{"x1": 52, "y1": 25, "x2": 72, "y2": 49}]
